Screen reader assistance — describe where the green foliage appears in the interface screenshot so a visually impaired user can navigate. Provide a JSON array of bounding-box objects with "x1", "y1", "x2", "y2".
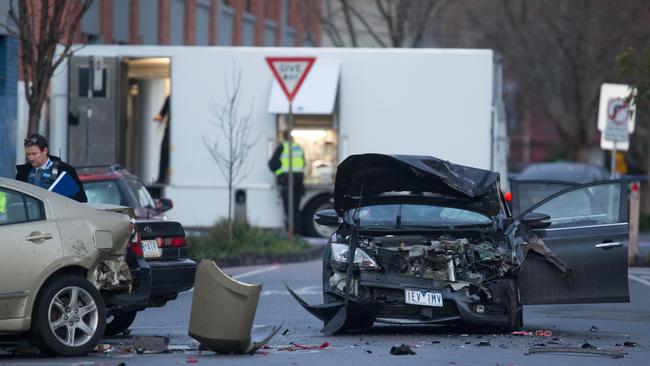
[
  {"x1": 615, "y1": 47, "x2": 650, "y2": 110},
  {"x1": 187, "y1": 219, "x2": 311, "y2": 260}
]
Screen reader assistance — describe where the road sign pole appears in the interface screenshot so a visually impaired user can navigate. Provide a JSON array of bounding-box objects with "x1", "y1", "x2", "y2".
[
  {"x1": 287, "y1": 102, "x2": 294, "y2": 244},
  {"x1": 610, "y1": 142, "x2": 617, "y2": 179}
]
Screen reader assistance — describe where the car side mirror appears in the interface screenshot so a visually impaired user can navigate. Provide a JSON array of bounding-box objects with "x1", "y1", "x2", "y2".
[
  {"x1": 314, "y1": 209, "x2": 339, "y2": 227},
  {"x1": 522, "y1": 212, "x2": 551, "y2": 229},
  {"x1": 156, "y1": 198, "x2": 174, "y2": 212}
]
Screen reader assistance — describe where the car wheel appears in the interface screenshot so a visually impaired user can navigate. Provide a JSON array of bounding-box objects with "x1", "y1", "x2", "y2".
[
  {"x1": 31, "y1": 276, "x2": 106, "y2": 356},
  {"x1": 104, "y1": 310, "x2": 138, "y2": 336},
  {"x1": 302, "y1": 195, "x2": 335, "y2": 238}
]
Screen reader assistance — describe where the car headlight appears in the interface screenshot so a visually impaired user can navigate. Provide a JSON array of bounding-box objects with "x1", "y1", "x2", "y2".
[{"x1": 330, "y1": 243, "x2": 379, "y2": 270}]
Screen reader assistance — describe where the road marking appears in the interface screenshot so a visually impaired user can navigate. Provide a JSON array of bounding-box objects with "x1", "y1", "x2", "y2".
[
  {"x1": 629, "y1": 267, "x2": 650, "y2": 287},
  {"x1": 232, "y1": 264, "x2": 281, "y2": 280},
  {"x1": 629, "y1": 275, "x2": 650, "y2": 287},
  {"x1": 262, "y1": 286, "x2": 321, "y2": 296}
]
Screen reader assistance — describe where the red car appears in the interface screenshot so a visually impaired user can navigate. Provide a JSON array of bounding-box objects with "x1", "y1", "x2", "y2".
[{"x1": 78, "y1": 165, "x2": 196, "y2": 335}]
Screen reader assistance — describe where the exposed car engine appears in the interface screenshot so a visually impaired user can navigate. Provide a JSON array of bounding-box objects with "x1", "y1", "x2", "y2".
[{"x1": 357, "y1": 234, "x2": 509, "y2": 286}]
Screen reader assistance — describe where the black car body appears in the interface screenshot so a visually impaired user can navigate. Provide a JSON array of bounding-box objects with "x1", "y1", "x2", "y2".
[
  {"x1": 78, "y1": 165, "x2": 196, "y2": 334},
  {"x1": 288, "y1": 154, "x2": 629, "y2": 334}
]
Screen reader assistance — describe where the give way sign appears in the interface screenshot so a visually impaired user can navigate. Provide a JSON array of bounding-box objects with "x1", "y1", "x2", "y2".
[{"x1": 265, "y1": 57, "x2": 316, "y2": 102}]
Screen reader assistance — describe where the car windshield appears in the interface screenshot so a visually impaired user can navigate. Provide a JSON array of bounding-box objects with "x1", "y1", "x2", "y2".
[
  {"x1": 84, "y1": 180, "x2": 124, "y2": 206},
  {"x1": 125, "y1": 179, "x2": 156, "y2": 208},
  {"x1": 345, "y1": 204, "x2": 492, "y2": 229}
]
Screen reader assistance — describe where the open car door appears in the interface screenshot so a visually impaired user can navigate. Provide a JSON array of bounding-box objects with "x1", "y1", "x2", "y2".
[{"x1": 518, "y1": 181, "x2": 629, "y2": 305}]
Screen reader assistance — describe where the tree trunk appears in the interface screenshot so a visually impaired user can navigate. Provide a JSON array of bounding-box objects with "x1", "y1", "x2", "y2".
[
  {"x1": 228, "y1": 183, "x2": 233, "y2": 243},
  {"x1": 28, "y1": 108, "x2": 41, "y2": 136}
]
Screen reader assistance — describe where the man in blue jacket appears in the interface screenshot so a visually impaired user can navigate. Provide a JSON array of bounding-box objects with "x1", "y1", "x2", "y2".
[{"x1": 15, "y1": 134, "x2": 87, "y2": 202}]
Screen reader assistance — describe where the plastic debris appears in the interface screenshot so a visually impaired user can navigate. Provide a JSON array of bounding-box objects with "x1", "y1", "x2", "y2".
[
  {"x1": 589, "y1": 326, "x2": 599, "y2": 332},
  {"x1": 134, "y1": 336, "x2": 169, "y2": 354},
  {"x1": 535, "y1": 330, "x2": 553, "y2": 337},
  {"x1": 390, "y1": 344, "x2": 416, "y2": 355},
  {"x1": 186, "y1": 356, "x2": 199, "y2": 363},
  {"x1": 511, "y1": 331, "x2": 532, "y2": 336},
  {"x1": 580, "y1": 342, "x2": 596, "y2": 349},
  {"x1": 476, "y1": 341, "x2": 491, "y2": 347},
  {"x1": 93, "y1": 343, "x2": 112, "y2": 353},
  {"x1": 623, "y1": 341, "x2": 637, "y2": 347},
  {"x1": 291, "y1": 342, "x2": 330, "y2": 350},
  {"x1": 282, "y1": 329, "x2": 289, "y2": 336}
]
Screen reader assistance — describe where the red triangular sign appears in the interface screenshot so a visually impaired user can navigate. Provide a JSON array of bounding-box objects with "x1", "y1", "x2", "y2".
[{"x1": 265, "y1": 57, "x2": 316, "y2": 102}]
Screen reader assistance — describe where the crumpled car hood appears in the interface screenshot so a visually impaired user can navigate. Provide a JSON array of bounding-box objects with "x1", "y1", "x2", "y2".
[{"x1": 334, "y1": 154, "x2": 502, "y2": 216}]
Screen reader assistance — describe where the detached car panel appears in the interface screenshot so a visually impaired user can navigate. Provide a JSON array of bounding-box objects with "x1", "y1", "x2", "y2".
[{"x1": 287, "y1": 154, "x2": 630, "y2": 334}]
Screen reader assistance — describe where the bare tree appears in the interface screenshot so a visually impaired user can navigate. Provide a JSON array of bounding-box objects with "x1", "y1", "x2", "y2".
[
  {"x1": 463, "y1": 0, "x2": 650, "y2": 162},
  {"x1": 311, "y1": 0, "x2": 447, "y2": 47},
  {"x1": 8, "y1": 0, "x2": 93, "y2": 135},
  {"x1": 203, "y1": 68, "x2": 259, "y2": 241}
]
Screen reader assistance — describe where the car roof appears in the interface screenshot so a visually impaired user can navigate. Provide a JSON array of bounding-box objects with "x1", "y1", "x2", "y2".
[
  {"x1": 518, "y1": 162, "x2": 609, "y2": 183},
  {"x1": 77, "y1": 165, "x2": 137, "y2": 182}
]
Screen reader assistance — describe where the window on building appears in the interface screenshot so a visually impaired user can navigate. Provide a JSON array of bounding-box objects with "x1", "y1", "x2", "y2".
[
  {"x1": 196, "y1": 0, "x2": 211, "y2": 45},
  {"x1": 170, "y1": 0, "x2": 185, "y2": 45},
  {"x1": 112, "y1": 0, "x2": 129, "y2": 43},
  {"x1": 139, "y1": 0, "x2": 159, "y2": 45}
]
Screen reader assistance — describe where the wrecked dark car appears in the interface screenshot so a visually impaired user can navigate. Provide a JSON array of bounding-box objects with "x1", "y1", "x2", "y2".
[{"x1": 288, "y1": 154, "x2": 630, "y2": 334}]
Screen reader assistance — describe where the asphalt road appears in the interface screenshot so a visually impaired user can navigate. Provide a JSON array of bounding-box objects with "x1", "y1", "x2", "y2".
[{"x1": 2, "y1": 260, "x2": 650, "y2": 365}]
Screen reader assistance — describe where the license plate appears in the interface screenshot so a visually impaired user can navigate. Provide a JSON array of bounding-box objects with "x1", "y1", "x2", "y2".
[
  {"x1": 405, "y1": 289, "x2": 443, "y2": 307},
  {"x1": 141, "y1": 239, "x2": 161, "y2": 258}
]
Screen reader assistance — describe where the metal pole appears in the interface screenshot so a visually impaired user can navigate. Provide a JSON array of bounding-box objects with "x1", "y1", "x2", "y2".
[
  {"x1": 610, "y1": 142, "x2": 617, "y2": 179},
  {"x1": 85, "y1": 56, "x2": 94, "y2": 166},
  {"x1": 287, "y1": 102, "x2": 294, "y2": 244}
]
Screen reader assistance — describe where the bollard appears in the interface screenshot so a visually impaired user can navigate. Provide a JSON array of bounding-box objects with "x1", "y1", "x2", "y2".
[{"x1": 628, "y1": 182, "x2": 640, "y2": 266}]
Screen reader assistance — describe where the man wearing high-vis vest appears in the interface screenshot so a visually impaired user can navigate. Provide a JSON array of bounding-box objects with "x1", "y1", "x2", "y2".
[{"x1": 268, "y1": 131, "x2": 305, "y2": 234}]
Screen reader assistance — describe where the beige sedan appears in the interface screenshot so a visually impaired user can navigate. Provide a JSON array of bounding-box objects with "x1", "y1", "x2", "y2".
[{"x1": 0, "y1": 178, "x2": 133, "y2": 356}]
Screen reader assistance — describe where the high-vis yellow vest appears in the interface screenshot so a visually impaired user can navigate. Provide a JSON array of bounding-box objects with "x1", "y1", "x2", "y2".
[
  {"x1": 275, "y1": 142, "x2": 305, "y2": 175},
  {"x1": 0, "y1": 191, "x2": 6, "y2": 215}
]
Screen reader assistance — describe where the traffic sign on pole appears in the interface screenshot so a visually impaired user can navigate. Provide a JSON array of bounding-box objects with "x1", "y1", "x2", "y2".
[
  {"x1": 265, "y1": 56, "x2": 316, "y2": 244},
  {"x1": 265, "y1": 57, "x2": 316, "y2": 102},
  {"x1": 598, "y1": 83, "x2": 636, "y2": 152}
]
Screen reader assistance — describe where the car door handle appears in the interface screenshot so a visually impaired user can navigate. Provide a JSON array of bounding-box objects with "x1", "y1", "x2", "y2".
[
  {"x1": 25, "y1": 232, "x2": 53, "y2": 242},
  {"x1": 595, "y1": 242, "x2": 622, "y2": 249}
]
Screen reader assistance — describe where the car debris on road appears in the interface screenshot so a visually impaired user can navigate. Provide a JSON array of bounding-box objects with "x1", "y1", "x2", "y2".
[{"x1": 188, "y1": 260, "x2": 282, "y2": 354}]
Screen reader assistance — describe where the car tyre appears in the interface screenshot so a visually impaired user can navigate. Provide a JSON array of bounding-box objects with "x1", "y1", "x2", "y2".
[
  {"x1": 492, "y1": 278, "x2": 523, "y2": 331},
  {"x1": 31, "y1": 276, "x2": 106, "y2": 356},
  {"x1": 104, "y1": 310, "x2": 138, "y2": 336},
  {"x1": 302, "y1": 195, "x2": 335, "y2": 238}
]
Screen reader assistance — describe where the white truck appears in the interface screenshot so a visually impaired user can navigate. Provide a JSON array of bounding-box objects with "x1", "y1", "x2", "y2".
[{"x1": 44, "y1": 46, "x2": 508, "y2": 237}]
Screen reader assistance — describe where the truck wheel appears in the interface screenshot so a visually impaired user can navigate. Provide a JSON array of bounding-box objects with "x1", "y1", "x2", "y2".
[
  {"x1": 31, "y1": 276, "x2": 106, "y2": 356},
  {"x1": 104, "y1": 310, "x2": 138, "y2": 336},
  {"x1": 302, "y1": 195, "x2": 335, "y2": 238}
]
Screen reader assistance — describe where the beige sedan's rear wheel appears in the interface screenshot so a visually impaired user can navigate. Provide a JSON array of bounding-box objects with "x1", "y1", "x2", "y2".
[{"x1": 32, "y1": 276, "x2": 106, "y2": 356}]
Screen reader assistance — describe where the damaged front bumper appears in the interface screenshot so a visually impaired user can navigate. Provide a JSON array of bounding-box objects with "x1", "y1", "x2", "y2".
[{"x1": 287, "y1": 272, "x2": 513, "y2": 331}]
